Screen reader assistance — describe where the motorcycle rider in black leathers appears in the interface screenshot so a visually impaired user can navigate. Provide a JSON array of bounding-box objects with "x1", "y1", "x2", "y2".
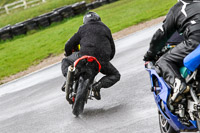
[
  {"x1": 144, "y1": 0, "x2": 200, "y2": 103},
  {"x1": 61, "y1": 12, "x2": 121, "y2": 101}
]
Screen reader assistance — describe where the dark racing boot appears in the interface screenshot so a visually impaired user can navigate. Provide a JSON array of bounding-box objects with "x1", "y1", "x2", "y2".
[
  {"x1": 92, "y1": 82, "x2": 102, "y2": 100},
  {"x1": 61, "y1": 81, "x2": 66, "y2": 92},
  {"x1": 170, "y1": 78, "x2": 187, "y2": 103}
]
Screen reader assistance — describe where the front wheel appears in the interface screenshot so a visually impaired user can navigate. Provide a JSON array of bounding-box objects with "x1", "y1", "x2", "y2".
[
  {"x1": 158, "y1": 111, "x2": 179, "y2": 133},
  {"x1": 72, "y1": 76, "x2": 90, "y2": 116}
]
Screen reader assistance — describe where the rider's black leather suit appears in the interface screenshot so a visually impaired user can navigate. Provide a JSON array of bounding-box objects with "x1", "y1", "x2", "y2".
[{"x1": 149, "y1": 0, "x2": 200, "y2": 84}]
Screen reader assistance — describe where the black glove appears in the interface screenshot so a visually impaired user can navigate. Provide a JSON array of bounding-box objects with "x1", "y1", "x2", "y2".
[{"x1": 143, "y1": 50, "x2": 156, "y2": 61}]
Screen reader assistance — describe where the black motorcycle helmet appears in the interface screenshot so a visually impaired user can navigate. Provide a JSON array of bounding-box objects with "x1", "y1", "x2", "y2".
[{"x1": 83, "y1": 12, "x2": 101, "y2": 24}]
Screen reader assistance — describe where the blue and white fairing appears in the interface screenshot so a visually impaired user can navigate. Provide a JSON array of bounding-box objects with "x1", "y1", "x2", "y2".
[{"x1": 145, "y1": 63, "x2": 197, "y2": 132}]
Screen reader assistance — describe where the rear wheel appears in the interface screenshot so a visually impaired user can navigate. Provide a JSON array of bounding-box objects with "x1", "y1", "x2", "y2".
[
  {"x1": 72, "y1": 76, "x2": 89, "y2": 116},
  {"x1": 158, "y1": 111, "x2": 179, "y2": 133}
]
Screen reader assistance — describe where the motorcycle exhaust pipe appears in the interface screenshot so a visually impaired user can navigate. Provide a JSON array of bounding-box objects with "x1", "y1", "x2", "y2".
[{"x1": 65, "y1": 65, "x2": 75, "y2": 103}]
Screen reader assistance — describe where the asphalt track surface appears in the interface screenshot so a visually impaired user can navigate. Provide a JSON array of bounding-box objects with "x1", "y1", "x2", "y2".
[{"x1": 1, "y1": 24, "x2": 191, "y2": 133}]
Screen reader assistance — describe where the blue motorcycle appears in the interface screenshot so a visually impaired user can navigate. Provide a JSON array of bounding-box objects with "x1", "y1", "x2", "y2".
[{"x1": 145, "y1": 43, "x2": 200, "y2": 133}]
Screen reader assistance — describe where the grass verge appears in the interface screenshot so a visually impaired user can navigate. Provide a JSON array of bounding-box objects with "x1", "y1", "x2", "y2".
[{"x1": 0, "y1": 0, "x2": 176, "y2": 81}]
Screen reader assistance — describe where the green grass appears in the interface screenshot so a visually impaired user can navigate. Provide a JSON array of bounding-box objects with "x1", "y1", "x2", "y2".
[
  {"x1": 0, "y1": 0, "x2": 177, "y2": 81},
  {"x1": 0, "y1": 0, "x2": 92, "y2": 28},
  {"x1": 0, "y1": 0, "x2": 17, "y2": 6}
]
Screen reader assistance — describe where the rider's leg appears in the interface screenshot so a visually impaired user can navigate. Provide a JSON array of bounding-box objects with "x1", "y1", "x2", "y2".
[
  {"x1": 61, "y1": 52, "x2": 81, "y2": 92},
  {"x1": 99, "y1": 62, "x2": 121, "y2": 88},
  {"x1": 156, "y1": 40, "x2": 199, "y2": 102},
  {"x1": 61, "y1": 58, "x2": 72, "y2": 77},
  {"x1": 92, "y1": 61, "x2": 120, "y2": 100},
  {"x1": 61, "y1": 52, "x2": 81, "y2": 77}
]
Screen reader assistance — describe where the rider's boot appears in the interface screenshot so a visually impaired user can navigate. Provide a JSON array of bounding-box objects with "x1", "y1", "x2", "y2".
[
  {"x1": 61, "y1": 81, "x2": 66, "y2": 92},
  {"x1": 170, "y1": 78, "x2": 187, "y2": 103},
  {"x1": 92, "y1": 82, "x2": 102, "y2": 100}
]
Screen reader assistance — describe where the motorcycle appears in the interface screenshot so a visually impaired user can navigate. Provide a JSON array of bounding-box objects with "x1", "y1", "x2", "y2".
[
  {"x1": 64, "y1": 55, "x2": 101, "y2": 116},
  {"x1": 145, "y1": 43, "x2": 200, "y2": 133}
]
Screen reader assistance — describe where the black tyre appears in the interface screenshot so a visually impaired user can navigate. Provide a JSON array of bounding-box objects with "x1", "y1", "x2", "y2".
[
  {"x1": 72, "y1": 76, "x2": 89, "y2": 116},
  {"x1": 158, "y1": 111, "x2": 179, "y2": 133}
]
